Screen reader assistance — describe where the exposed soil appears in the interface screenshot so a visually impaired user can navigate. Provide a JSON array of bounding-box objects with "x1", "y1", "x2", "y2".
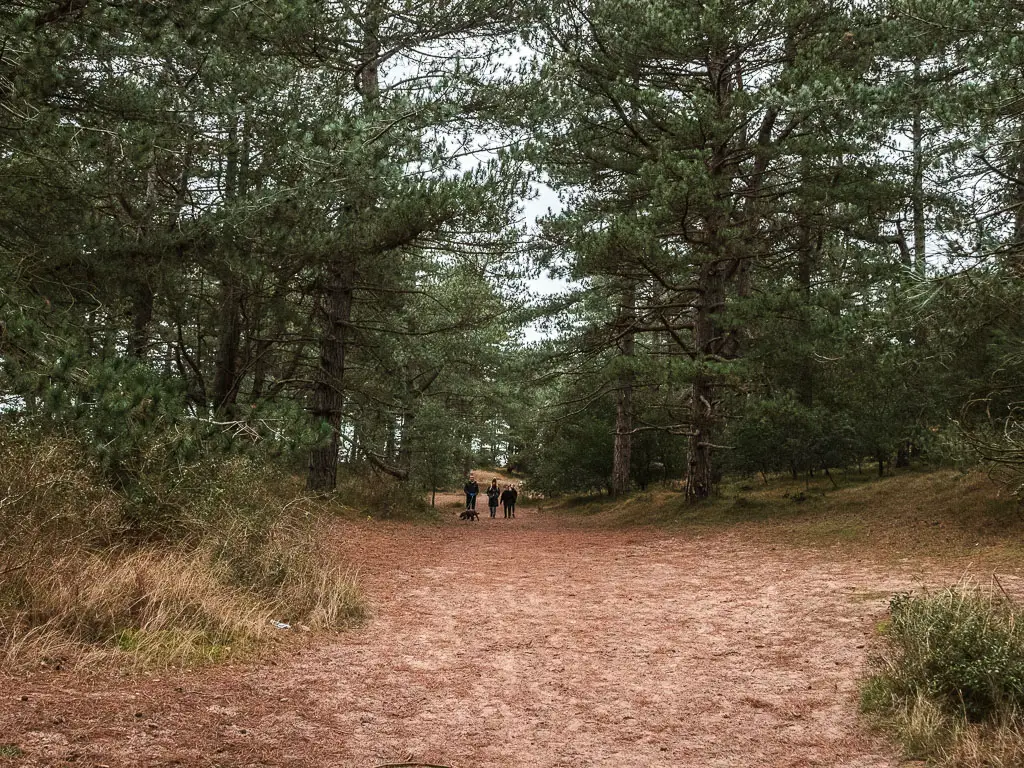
[{"x1": 3, "y1": 493, "x2": 1017, "y2": 767}]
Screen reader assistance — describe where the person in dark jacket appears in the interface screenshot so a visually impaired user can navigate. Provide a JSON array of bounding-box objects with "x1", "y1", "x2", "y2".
[
  {"x1": 486, "y1": 478, "x2": 501, "y2": 518},
  {"x1": 500, "y1": 485, "x2": 515, "y2": 519},
  {"x1": 509, "y1": 484, "x2": 518, "y2": 518},
  {"x1": 464, "y1": 476, "x2": 479, "y2": 512}
]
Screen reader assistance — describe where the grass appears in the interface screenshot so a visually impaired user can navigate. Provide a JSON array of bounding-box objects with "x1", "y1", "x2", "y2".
[
  {"x1": 538, "y1": 467, "x2": 1024, "y2": 563},
  {"x1": 334, "y1": 467, "x2": 440, "y2": 521},
  {"x1": 0, "y1": 431, "x2": 364, "y2": 671},
  {"x1": 862, "y1": 584, "x2": 1024, "y2": 767},
  {"x1": 0, "y1": 744, "x2": 22, "y2": 758}
]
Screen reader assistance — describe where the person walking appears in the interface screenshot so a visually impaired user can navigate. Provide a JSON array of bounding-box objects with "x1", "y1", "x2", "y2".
[
  {"x1": 464, "y1": 475, "x2": 479, "y2": 513},
  {"x1": 500, "y1": 485, "x2": 514, "y2": 519},
  {"x1": 508, "y1": 484, "x2": 518, "y2": 518},
  {"x1": 486, "y1": 478, "x2": 501, "y2": 519}
]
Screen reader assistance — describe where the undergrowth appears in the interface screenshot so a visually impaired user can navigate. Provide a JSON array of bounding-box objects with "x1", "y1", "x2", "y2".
[
  {"x1": 0, "y1": 428, "x2": 363, "y2": 670},
  {"x1": 862, "y1": 584, "x2": 1024, "y2": 767},
  {"x1": 334, "y1": 466, "x2": 437, "y2": 520}
]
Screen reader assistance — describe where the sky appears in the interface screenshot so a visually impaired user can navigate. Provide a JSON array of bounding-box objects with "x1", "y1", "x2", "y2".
[
  {"x1": 518, "y1": 181, "x2": 570, "y2": 342},
  {"x1": 523, "y1": 181, "x2": 566, "y2": 296}
]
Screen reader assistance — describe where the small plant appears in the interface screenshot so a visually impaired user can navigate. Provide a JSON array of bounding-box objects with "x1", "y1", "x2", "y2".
[
  {"x1": 862, "y1": 583, "x2": 1024, "y2": 766},
  {"x1": 0, "y1": 744, "x2": 23, "y2": 758}
]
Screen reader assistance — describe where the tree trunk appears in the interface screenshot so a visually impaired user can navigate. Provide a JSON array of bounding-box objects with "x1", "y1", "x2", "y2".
[
  {"x1": 307, "y1": 2, "x2": 380, "y2": 492},
  {"x1": 211, "y1": 273, "x2": 244, "y2": 416},
  {"x1": 128, "y1": 279, "x2": 154, "y2": 360},
  {"x1": 796, "y1": 229, "x2": 815, "y2": 408},
  {"x1": 1010, "y1": 121, "x2": 1024, "y2": 275},
  {"x1": 911, "y1": 61, "x2": 926, "y2": 276},
  {"x1": 612, "y1": 283, "x2": 636, "y2": 495},
  {"x1": 398, "y1": 409, "x2": 414, "y2": 471},
  {"x1": 687, "y1": 261, "x2": 724, "y2": 502},
  {"x1": 307, "y1": 258, "x2": 357, "y2": 492},
  {"x1": 895, "y1": 441, "x2": 910, "y2": 468}
]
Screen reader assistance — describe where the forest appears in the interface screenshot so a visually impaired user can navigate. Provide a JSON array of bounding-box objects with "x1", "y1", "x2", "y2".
[
  {"x1": 2, "y1": 0, "x2": 1024, "y2": 502},
  {"x1": 3, "y1": 0, "x2": 1024, "y2": 766}
]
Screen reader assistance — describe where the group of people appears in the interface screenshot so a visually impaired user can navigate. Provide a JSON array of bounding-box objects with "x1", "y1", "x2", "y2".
[{"x1": 463, "y1": 475, "x2": 518, "y2": 519}]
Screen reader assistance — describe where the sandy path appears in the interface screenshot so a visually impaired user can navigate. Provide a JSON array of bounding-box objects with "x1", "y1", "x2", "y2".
[{"x1": 1, "y1": 499, "x2": 996, "y2": 767}]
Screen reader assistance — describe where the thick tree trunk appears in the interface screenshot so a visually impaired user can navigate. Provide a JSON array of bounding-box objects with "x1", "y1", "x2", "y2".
[
  {"x1": 307, "y1": 258, "x2": 356, "y2": 492},
  {"x1": 398, "y1": 409, "x2": 414, "y2": 470},
  {"x1": 687, "y1": 261, "x2": 725, "y2": 502},
  {"x1": 1010, "y1": 121, "x2": 1024, "y2": 275},
  {"x1": 895, "y1": 441, "x2": 911, "y2": 468},
  {"x1": 307, "y1": 3, "x2": 380, "y2": 492},
  {"x1": 612, "y1": 283, "x2": 636, "y2": 496},
  {"x1": 211, "y1": 274, "x2": 244, "y2": 416}
]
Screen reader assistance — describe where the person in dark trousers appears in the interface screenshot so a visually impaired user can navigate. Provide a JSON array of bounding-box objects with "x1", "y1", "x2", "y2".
[
  {"x1": 486, "y1": 478, "x2": 501, "y2": 518},
  {"x1": 500, "y1": 485, "x2": 515, "y2": 519},
  {"x1": 509, "y1": 484, "x2": 518, "y2": 518},
  {"x1": 464, "y1": 475, "x2": 479, "y2": 513}
]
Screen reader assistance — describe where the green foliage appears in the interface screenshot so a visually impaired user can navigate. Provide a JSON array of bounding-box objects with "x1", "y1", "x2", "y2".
[
  {"x1": 334, "y1": 468, "x2": 435, "y2": 521},
  {"x1": 865, "y1": 586, "x2": 1024, "y2": 724},
  {"x1": 726, "y1": 396, "x2": 858, "y2": 476},
  {"x1": 528, "y1": 403, "x2": 615, "y2": 495},
  {"x1": 863, "y1": 585, "x2": 1024, "y2": 764}
]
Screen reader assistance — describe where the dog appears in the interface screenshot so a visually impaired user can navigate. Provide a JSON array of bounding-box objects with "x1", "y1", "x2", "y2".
[{"x1": 459, "y1": 508, "x2": 479, "y2": 521}]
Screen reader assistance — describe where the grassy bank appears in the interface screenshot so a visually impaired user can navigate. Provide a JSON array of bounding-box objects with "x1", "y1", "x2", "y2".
[
  {"x1": 0, "y1": 431, "x2": 364, "y2": 670},
  {"x1": 539, "y1": 468, "x2": 1024, "y2": 564}
]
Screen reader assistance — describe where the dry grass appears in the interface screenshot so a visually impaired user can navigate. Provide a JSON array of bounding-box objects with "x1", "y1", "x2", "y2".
[
  {"x1": 0, "y1": 431, "x2": 363, "y2": 670},
  {"x1": 866, "y1": 692, "x2": 1024, "y2": 767},
  {"x1": 2, "y1": 550, "x2": 266, "y2": 668}
]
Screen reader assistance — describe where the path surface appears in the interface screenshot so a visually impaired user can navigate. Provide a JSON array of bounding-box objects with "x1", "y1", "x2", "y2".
[{"x1": 1, "y1": 498, "x2": 997, "y2": 767}]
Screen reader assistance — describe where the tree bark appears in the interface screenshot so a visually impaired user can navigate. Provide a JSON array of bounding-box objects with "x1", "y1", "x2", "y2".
[
  {"x1": 211, "y1": 274, "x2": 244, "y2": 416},
  {"x1": 307, "y1": 258, "x2": 357, "y2": 492},
  {"x1": 911, "y1": 61, "x2": 926, "y2": 276},
  {"x1": 687, "y1": 260, "x2": 725, "y2": 502},
  {"x1": 612, "y1": 283, "x2": 636, "y2": 496},
  {"x1": 796, "y1": 228, "x2": 815, "y2": 408},
  {"x1": 307, "y1": 0, "x2": 380, "y2": 491},
  {"x1": 128, "y1": 279, "x2": 154, "y2": 360}
]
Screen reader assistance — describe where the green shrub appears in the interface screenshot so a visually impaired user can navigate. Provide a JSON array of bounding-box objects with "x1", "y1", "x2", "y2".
[{"x1": 863, "y1": 584, "x2": 1024, "y2": 766}]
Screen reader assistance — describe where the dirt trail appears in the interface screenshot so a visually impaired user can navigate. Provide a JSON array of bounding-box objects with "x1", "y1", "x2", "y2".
[{"x1": 1, "y1": 496, "x2": 1001, "y2": 767}]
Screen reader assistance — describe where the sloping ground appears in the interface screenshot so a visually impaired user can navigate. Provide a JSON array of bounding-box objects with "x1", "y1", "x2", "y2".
[{"x1": 1, "y1": 473, "x2": 1021, "y2": 767}]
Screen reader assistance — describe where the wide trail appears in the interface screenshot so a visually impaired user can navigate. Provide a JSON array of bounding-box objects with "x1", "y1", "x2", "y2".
[{"x1": 3, "y1": 498, "x2": 974, "y2": 766}]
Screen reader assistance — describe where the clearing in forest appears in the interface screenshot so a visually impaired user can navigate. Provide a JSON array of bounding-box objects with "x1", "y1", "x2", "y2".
[{"x1": 2, "y1": 474, "x2": 1019, "y2": 767}]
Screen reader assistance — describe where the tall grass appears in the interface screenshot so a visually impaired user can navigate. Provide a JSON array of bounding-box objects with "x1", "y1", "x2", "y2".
[
  {"x1": 0, "y1": 430, "x2": 363, "y2": 670},
  {"x1": 862, "y1": 583, "x2": 1024, "y2": 767}
]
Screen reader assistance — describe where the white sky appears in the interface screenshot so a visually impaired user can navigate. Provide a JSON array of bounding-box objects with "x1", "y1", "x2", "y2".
[{"x1": 519, "y1": 182, "x2": 568, "y2": 342}]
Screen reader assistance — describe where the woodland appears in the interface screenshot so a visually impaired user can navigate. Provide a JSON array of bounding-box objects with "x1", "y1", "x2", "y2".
[
  {"x1": 3, "y1": 0, "x2": 1024, "y2": 765},
  {"x1": 2, "y1": 0, "x2": 1024, "y2": 502}
]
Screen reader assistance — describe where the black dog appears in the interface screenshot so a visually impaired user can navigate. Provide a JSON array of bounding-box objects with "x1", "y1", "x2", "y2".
[{"x1": 459, "y1": 509, "x2": 479, "y2": 521}]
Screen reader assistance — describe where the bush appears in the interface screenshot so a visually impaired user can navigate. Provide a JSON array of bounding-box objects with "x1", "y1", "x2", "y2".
[
  {"x1": 334, "y1": 467, "x2": 434, "y2": 519},
  {"x1": 863, "y1": 584, "x2": 1024, "y2": 766}
]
